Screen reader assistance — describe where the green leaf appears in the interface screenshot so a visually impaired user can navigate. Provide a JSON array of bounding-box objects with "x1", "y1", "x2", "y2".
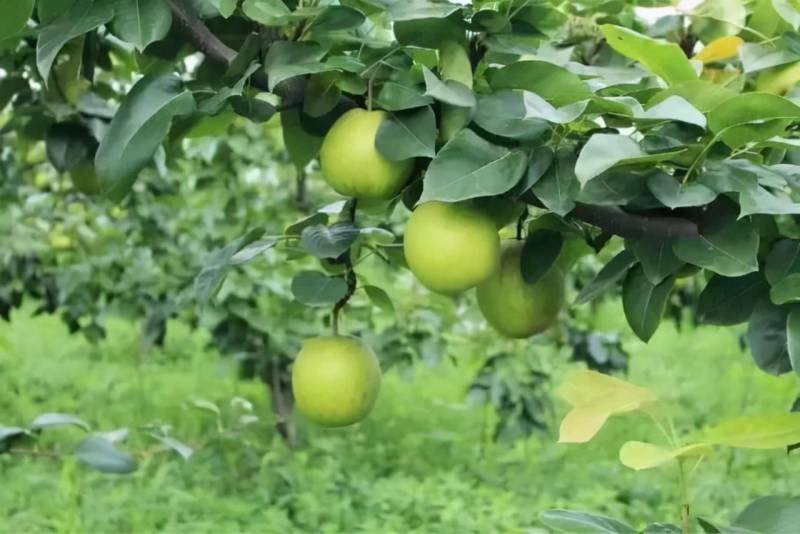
[
  {"x1": 704, "y1": 413, "x2": 800, "y2": 448},
  {"x1": 264, "y1": 41, "x2": 332, "y2": 91},
  {"x1": 643, "y1": 523, "x2": 683, "y2": 534},
  {"x1": 733, "y1": 496, "x2": 800, "y2": 534},
  {"x1": 374, "y1": 81, "x2": 433, "y2": 111},
  {"x1": 95, "y1": 74, "x2": 195, "y2": 201},
  {"x1": 375, "y1": 106, "x2": 436, "y2": 160},
  {"x1": 648, "y1": 80, "x2": 737, "y2": 113},
  {"x1": 112, "y1": 0, "x2": 172, "y2": 50},
  {"x1": 147, "y1": 433, "x2": 194, "y2": 460},
  {"x1": 389, "y1": 1, "x2": 460, "y2": 21},
  {"x1": 421, "y1": 66, "x2": 475, "y2": 108},
  {"x1": 774, "y1": 0, "x2": 800, "y2": 29},
  {"x1": 575, "y1": 250, "x2": 637, "y2": 305},
  {"x1": 647, "y1": 173, "x2": 718, "y2": 209},
  {"x1": 634, "y1": 96, "x2": 707, "y2": 128},
  {"x1": 439, "y1": 40, "x2": 472, "y2": 87},
  {"x1": 708, "y1": 93, "x2": 800, "y2": 148},
  {"x1": 37, "y1": 0, "x2": 115, "y2": 82},
  {"x1": 622, "y1": 265, "x2": 675, "y2": 342},
  {"x1": 575, "y1": 134, "x2": 684, "y2": 186},
  {"x1": 419, "y1": 129, "x2": 527, "y2": 203},
  {"x1": 766, "y1": 239, "x2": 800, "y2": 285},
  {"x1": 697, "y1": 273, "x2": 768, "y2": 325},
  {"x1": 281, "y1": 108, "x2": 323, "y2": 170},
  {"x1": 46, "y1": 122, "x2": 96, "y2": 173},
  {"x1": 302, "y1": 72, "x2": 341, "y2": 118},
  {"x1": 619, "y1": 441, "x2": 712, "y2": 471},
  {"x1": 601, "y1": 24, "x2": 697, "y2": 86},
  {"x1": 513, "y1": 146, "x2": 553, "y2": 197},
  {"x1": 311, "y1": 6, "x2": 365, "y2": 32},
  {"x1": 230, "y1": 96, "x2": 277, "y2": 123},
  {"x1": 787, "y1": 308, "x2": 800, "y2": 374},
  {"x1": 539, "y1": 509, "x2": 637, "y2": 534},
  {"x1": 531, "y1": 147, "x2": 578, "y2": 216},
  {"x1": 291, "y1": 271, "x2": 348, "y2": 306},
  {"x1": 76, "y1": 436, "x2": 137, "y2": 474},
  {"x1": 629, "y1": 239, "x2": 684, "y2": 284},
  {"x1": 576, "y1": 171, "x2": 649, "y2": 206},
  {"x1": 490, "y1": 60, "x2": 592, "y2": 106},
  {"x1": 207, "y1": 0, "x2": 237, "y2": 17},
  {"x1": 747, "y1": 298, "x2": 793, "y2": 375},
  {"x1": 198, "y1": 62, "x2": 262, "y2": 115},
  {"x1": 521, "y1": 230, "x2": 563, "y2": 285},
  {"x1": 285, "y1": 212, "x2": 328, "y2": 237},
  {"x1": 0, "y1": 427, "x2": 28, "y2": 452},
  {"x1": 0, "y1": 0, "x2": 34, "y2": 40},
  {"x1": 31, "y1": 413, "x2": 90, "y2": 431},
  {"x1": 556, "y1": 370, "x2": 658, "y2": 444},
  {"x1": 771, "y1": 273, "x2": 800, "y2": 304},
  {"x1": 393, "y1": 12, "x2": 466, "y2": 49},
  {"x1": 739, "y1": 43, "x2": 798, "y2": 73},
  {"x1": 242, "y1": 0, "x2": 291, "y2": 25},
  {"x1": 37, "y1": 0, "x2": 75, "y2": 25},
  {"x1": 300, "y1": 222, "x2": 360, "y2": 259},
  {"x1": 364, "y1": 285, "x2": 394, "y2": 314},
  {"x1": 673, "y1": 219, "x2": 759, "y2": 277},
  {"x1": 194, "y1": 228, "x2": 265, "y2": 303},
  {"x1": 473, "y1": 91, "x2": 550, "y2": 141},
  {"x1": 230, "y1": 239, "x2": 278, "y2": 265}
]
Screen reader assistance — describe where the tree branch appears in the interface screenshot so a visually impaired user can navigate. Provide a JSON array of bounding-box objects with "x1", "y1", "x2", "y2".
[
  {"x1": 168, "y1": 0, "x2": 236, "y2": 65},
  {"x1": 570, "y1": 204, "x2": 700, "y2": 239}
]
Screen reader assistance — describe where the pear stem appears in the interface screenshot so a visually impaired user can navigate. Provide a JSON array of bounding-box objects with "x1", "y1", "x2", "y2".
[{"x1": 331, "y1": 199, "x2": 359, "y2": 336}]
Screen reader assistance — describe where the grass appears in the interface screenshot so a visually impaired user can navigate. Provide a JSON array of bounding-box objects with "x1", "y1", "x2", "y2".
[{"x1": 1, "y1": 300, "x2": 798, "y2": 533}]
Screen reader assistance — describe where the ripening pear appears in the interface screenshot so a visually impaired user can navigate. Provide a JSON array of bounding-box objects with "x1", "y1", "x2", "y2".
[
  {"x1": 476, "y1": 240, "x2": 564, "y2": 338},
  {"x1": 404, "y1": 201, "x2": 500, "y2": 295},
  {"x1": 292, "y1": 336, "x2": 381, "y2": 427},
  {"x1": 319, "y1": 109, "x2": 414, "y2": 201}
]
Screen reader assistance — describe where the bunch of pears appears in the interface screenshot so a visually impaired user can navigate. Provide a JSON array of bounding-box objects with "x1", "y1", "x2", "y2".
[{"x1": 292, "y1": 108, "x2": 565, "y2": 428}]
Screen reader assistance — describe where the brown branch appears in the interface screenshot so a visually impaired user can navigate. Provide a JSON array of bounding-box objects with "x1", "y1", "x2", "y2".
[
  {"x1": 168, "y1": 0, "x2": 237, "y2": 65},
  {"x1": 570, "y1": 204, "x2": 700, "y2": 239}
]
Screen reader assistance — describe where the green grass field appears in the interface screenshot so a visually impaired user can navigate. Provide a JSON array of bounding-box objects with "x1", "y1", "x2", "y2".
[{"x1": 2, "y1": 301, "x2": 798, "y2": 533}]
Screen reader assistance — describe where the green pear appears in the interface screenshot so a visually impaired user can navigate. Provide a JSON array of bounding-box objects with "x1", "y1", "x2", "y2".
[
  {"x1": 404, "y1": 201, "x2": 500, "y2": 295},
  {"x1": 476, "y1": 240, "x2": 564, "y2": 338},
  {"x1": 319, "y1": 108, "x2": 414, "y2": 201},
  {"x1": 292, "y1": 336, "x2": 381, "y2": 427}
]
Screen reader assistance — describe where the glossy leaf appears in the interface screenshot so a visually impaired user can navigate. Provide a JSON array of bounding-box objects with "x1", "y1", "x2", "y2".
[
  {"x1": 673, "y1": 220, "x2": 759, "y2": 277},
  {"x1": 575, "y1": 134, "x2": 684, "y2": 186},
  {"x1": 629, "y1": 239, "x2": 684, "y2": 285},
  {"x1": 37, "y1": 0, "x2": 115, "y2": 81},
  {"x1": 281, "y1": 109, "x2": 323, "y2": 170},
  {"x1": 300, "y1": 223, "x2": 360, "y2": 259},
  {"x1": 531, "y1": 147, "x2": 578, "y2": 216},
  {"x1": 770, "y1": 273, "x2": 800, "y2": 304},
  {"x1": 95, "y1": 74, "x2": 195, "y2": 201},
  {"x1": 697, "y1": 273, "x2": 768, "y2": 325},
  {"x1": 264, "y1": 41, "x2": 331, "y2": 91},
  {"x1": 490, "y1": 60, "x2": 592, "y2": 106},
  {"x1": 364, "y1": 285, "x2": 394, "y2": 314},
  {"x1": 291, "y1": 271, "x2": 348, "y2": 306},
  {"x1": 601, "y1": 24, "x2": 697, "y2": 86},
  {"x1": 747, "y1": 298, "x2": 793, "y2": 375},
  {"x1": 375, "y1": 106, "x2": 436, "y2": 161},
  {"x1": 31, "y1": 413, "x2": 90, "y2": 432},
  {"x1": 421, "y1": 66, "x2": 475, "y2": 108},
  {"x1": 420, "y1": 129, "x2": 527, "y2": 203},
  {"x1": 622, "y1": 265, "x2": 675, "y2": 342},
  {"x1": 648, "y1": 173, "x2": 718, "y2": 209},
  {"x1": 708, "y1": 93, "x2": 800, "y2": 148},
  {"x1": 473, "y1": 91, "x2": 550, "y2": 141},
  {"x1": 539, "y1": 509, "x2": 637, "y2": 534},
  {"x1": 76, "y1": 436, "x2": 137, "y2": 474},
  {"x1": 521, "y1": 230, "x2": 563, "y2": 285},
  {"x1": 766, "y1": 239, "x2": 800, "y2": 285},
  {"x1": 733, "y1": 496, "x2": 800, "y2": 534},
  {"x1": 113, "y1": 0, "x2": 172, "y2": 50}
]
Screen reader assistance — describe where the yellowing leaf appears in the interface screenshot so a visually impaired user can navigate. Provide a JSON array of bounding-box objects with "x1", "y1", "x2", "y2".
[
  {"x1": 694, "y1": 36, "x2": 744, "y2": 63},
  {"x1": 704, "y1": 413, "x2": 800, "y2": 449},
  {"x1": 619, "y1": 441, "x2": 713, "y2": 471},
  {"x1": 556, "y1": 370, "x2": 658, "y2": 443}
]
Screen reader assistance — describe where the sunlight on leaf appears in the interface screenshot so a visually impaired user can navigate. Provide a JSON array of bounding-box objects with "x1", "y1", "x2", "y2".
[
  {"x1": 619, "y1": 441, "x2": 712, "y2": 471},
  {"x1": 556, "y1": 371, "x2": 658, "y2": 443}
]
